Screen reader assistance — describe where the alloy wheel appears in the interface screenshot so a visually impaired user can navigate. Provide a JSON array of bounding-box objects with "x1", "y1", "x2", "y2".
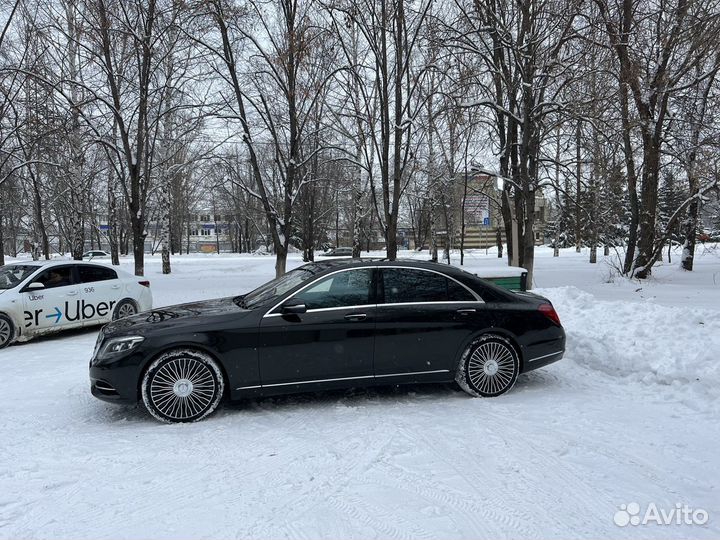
[
  {"x1": 146, "y1": 356, "x2": 220, "y2": 422},
  {"x1": 0, "y1": 318, "x2": 11, "y2": 347},
  {"x1": 457, "y1": 335, "x2": 519, "y2": 397},
  {"x1": 117, "y1": 302, "x2": 137, "y2": 319}
]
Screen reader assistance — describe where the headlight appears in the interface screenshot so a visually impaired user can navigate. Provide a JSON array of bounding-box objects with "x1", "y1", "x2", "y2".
[{"x1": 97, "y1": 336, "x2": 145, "y2": 359}]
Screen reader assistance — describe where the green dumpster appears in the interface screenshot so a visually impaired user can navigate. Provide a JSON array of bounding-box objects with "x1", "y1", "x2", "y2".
[{"x1": 473, "y1": 266, "x2": 528, "y2": 292}]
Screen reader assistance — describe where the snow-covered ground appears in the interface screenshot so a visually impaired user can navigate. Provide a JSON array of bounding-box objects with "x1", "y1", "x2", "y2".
[{"x1": 1, "y1": 246, "x2": 719, "y2": 539}]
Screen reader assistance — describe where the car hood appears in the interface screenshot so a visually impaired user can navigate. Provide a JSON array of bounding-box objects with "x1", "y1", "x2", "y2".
[{"x1": 102, "y1": 296, "x2": 251, "y2": 335}]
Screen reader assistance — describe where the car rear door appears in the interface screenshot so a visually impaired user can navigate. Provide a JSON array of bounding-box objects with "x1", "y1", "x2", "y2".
[
  {"x1": 76, "y1": 265, "x2": 122, "y2": 324},
  {"x1": 257, "y1": 267, "x2": 376, "y2": 388},
  {"x1": 373, "y1": 267, "x2": 490, "y2": 381}
]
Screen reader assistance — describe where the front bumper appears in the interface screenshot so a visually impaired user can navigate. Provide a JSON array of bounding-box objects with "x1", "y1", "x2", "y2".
[
  {"x1": 89, "y1": 343, "x2": 148, "y2": 404},
  {"x1": 90, "y1": 363, "x2": 141, "y2": 404}
]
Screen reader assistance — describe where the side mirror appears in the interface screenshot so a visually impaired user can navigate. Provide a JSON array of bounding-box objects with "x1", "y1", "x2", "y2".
[
  {"x1": 281, "y1": 299, "x2": 307, "y2": 314},
  {"x1": 26, "y1": 282, "x2": 45, "y2": 291}
]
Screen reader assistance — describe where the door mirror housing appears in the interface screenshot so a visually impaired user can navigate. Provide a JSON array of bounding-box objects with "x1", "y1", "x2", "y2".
[
  {"x1": 281, "y1": 299, "x2": 307, "y2": 314},
  {"x1": 26, "y1": 282, "x2": 45, "y2": 291}
]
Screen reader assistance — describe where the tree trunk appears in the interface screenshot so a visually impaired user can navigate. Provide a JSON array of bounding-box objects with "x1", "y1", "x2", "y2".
[
  {"x1": 352, "y1": 185, "x2": 362, "y2": 259},
  {"x1": 131, "y1": 211, "x2": 145, "y2": 276},
  {"x1": 681, "y1": 196, "x2": 699, "y2": 271},
  {"x1": 575, "y1": 119, "x2": 582, "y2": 253},
  {"x1": 0, "y1": 212, "x2": 4, "y2": 266},
  {"x1": 108, "y1": 184, "x2": 119, "y2": 265},
  {"x1": 460, "y1": 164, "x2": 468, "y2": 266},
  {"x1": 632, "y1": 137, "x2": 661, "y2": 279},
  {"x1": 31, "y1": 173, "x2": 50, "y2": 260},
  {"x1": 160, "y1": 187, "x2": 171, "y2": 274},
  {"x1": 275, "y1": 244, "x2": 288, "y2": 277}
]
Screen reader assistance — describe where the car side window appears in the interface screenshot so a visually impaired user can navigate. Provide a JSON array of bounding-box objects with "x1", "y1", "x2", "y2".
[
  {"x1": 78, "y1": 265, "x2": 118, "y2": 283},
  {"x1": 382, "y1": 268, "x2": 476, "y2": 304},
  {"x1": 447, "y1": 279, "x2": 477, "y2": 301},
  {"x1": 291, "y1": 269, "x2": 373, "y2": 310},
  {"x1": 34, "y1": 267, "x2": 75, "y2": 289}
]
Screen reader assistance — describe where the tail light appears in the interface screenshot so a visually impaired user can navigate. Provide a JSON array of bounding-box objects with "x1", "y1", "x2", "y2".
[
  {"x1": 538, "y1": 303, "x2": 561, "y2": 326},
  {"x1": 138, "y1": 280, "x2": 150, "y2": 288}
]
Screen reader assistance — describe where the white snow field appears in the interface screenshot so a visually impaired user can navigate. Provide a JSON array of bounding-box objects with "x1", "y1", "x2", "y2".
[{"x1": 1, "y1": 246, "x2": 719, "y2": 539}]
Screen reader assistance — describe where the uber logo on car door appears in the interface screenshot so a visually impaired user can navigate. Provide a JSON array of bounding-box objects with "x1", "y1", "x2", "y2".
[{"x1": 23, "y1": 300, "x2": 118, "y2": 328}]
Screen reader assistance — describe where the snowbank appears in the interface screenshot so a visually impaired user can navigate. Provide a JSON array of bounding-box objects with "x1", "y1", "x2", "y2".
[{"x1": 538, "y1": 286, "x2": 720, "y2": 411}]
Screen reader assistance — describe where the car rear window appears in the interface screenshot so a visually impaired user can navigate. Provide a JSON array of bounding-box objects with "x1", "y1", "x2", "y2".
[{"x1": 381, "y1": 268, "x2": 476, "y2": 304}]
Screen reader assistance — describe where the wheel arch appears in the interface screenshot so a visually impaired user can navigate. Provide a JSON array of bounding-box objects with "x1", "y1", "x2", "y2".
[
  {"x1": 136, "y1": 342, "x2": 231, "y2": 401},
  {"x1": 114, "y1": 297, "x2": 139, "y2": 317},
  {"x1": 454, "y1": 328, "x2": 525, "y2": 374},
  {"x1": 0, "y1": 310, "x2": 19, "y2": 345}
]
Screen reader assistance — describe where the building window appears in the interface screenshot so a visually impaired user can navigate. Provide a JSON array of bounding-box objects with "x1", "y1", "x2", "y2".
[
  {"x1": 200, "y1": 229, "x2": 212, "y2": 236},
  {"x1": 190, "y1": 229, "x2": 198, "y2": 236}
]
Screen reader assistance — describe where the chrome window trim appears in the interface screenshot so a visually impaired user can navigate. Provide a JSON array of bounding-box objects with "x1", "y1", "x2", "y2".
[
  {"x1": 262, "y1": 264, "x2": 483, "y2": 318},
  {"x1": 528, "y1": 350, "x2": 564, "y2": 362},
  {"x1": 376, "y1": 301, "x2": 480, "y2": 308},
  {"x1": 264, "y1": 303, "x2": 376, "y2": 318}
]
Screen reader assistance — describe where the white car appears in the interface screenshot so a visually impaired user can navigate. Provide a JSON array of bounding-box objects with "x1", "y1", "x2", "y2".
[
  {"x1": 0, "y1": 261, "x2": 153, "y2": 348},
  {"x1": 82, "y1": 250, "x2": 111, "y2": 260}
]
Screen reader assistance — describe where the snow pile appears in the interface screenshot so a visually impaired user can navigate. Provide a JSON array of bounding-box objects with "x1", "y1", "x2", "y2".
[{"x1": 538, "y1": 286, "x2": 720, "y2": 410}]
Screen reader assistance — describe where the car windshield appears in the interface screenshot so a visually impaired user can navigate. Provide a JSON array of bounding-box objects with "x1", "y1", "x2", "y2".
[
  {"x1": 0, "y1": 264, "x2": 38, "y2": 290},
  {"x1": 236, "y1": 266, "x2": 320, "y2": 309}
]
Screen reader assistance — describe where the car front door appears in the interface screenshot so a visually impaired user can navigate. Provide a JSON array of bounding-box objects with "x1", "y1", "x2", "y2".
[
  {"x1": 258, "y1": 267, "x2": 376, "y2": 388},
  {"x1": 373, "y1": 267, "x2": 489, "y2": 381},
  {"x1": 20, "y1": 265, "x2": 82, "y2": 334}
]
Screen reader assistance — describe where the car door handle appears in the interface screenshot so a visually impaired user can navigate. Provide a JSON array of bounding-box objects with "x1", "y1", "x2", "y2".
[
  {"x1": 111, "y1": 284, "x2": 121, "y2": 289},
  {"x1": 456, "y1": 308, "x2": 476, "y2": 315},
  {"x1": 344, "y1": 313, "x2": 367, "y2": 321},
  {"x1": 66, "y1": 290, "x2": 78, "y2": 296}
]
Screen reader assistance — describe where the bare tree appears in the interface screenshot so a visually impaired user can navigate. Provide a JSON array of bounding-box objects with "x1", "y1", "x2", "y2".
[{"x1": 594, "y1": 0, "x2": 720, "y2": 277}]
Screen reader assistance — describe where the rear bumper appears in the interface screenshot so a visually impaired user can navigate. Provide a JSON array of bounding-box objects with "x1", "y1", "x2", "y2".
[
  {"x1": 523, "y1": 349, "x2": 564, "y2": 370},
  {"x1": 521, "y1": 328, "x2": 565, "y2": 372}
]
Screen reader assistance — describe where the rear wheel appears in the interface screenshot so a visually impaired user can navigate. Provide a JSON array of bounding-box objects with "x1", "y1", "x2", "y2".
[
  {"x1": 456, "y1": 334, "x2": 519, "y2": 397},
  {"x1": 141, "y1": 349, "x2": 225, "y2": 423},
  {"x1": 113, "y1": 299, "x2": 137, "y2": 320},
  {"x1": 0, "y1": 314, "x2": 14, "y2": 349}
]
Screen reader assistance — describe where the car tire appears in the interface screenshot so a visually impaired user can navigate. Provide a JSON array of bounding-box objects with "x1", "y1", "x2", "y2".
[
  {"x1": 113, "y1": 299, "x2": 137, "y2": 320},
  {"x1": 141, "y1": 349, "x2": 225, "y2": 423},
  {"x1": 0, "y1": 314, "x2": 14, "y2": 349},
  {"x1": 456, "y1": 334, "x2": 519, "y2": 398}
]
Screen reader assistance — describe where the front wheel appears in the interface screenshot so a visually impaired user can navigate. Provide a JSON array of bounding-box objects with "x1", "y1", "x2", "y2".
[
  {"x1": 456, "y1": 334, "x2": 519, "y2": 397},
  {"x1": 0, "y1": 314, "x2": 14, "y2": 349},
  {"x1": 141, "y1": 349, "x2": 225, "y2": 423}
]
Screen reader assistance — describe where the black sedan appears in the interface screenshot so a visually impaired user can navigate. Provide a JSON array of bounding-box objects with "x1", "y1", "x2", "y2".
[{"x1": 89, "y1": 260, "x2": 565, "y2": 423}]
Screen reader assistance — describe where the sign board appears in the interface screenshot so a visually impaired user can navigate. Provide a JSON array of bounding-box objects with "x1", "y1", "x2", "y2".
[{"x1": 465, "y1": 194, "x2": 490, "y2": 226}]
